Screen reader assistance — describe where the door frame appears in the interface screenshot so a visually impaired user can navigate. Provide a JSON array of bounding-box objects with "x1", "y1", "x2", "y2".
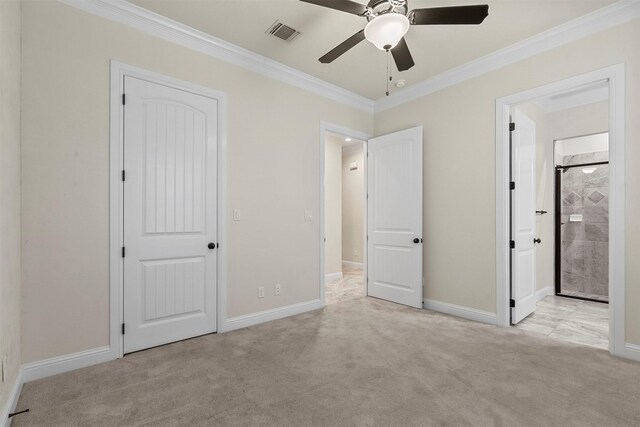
[
  {"x1": 110, "y1": 61, "x2": 228, "y2": 358},
  {"x1": 555, "y1": 156, "x2": 610, "y2": 303},
  {"x1": 319, "y1": 122, "x2": 371, "y2": 305},
  {"x1": 495, "y1": 64, "x2": 627, "y2": 358}
]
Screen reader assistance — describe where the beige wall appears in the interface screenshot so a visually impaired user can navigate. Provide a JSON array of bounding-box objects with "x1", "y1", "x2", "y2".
[
  {"x1": 324, "y1": 135, "x2": 342, "y2": 275},
  {"x1": 374, "y1": 19, "x2": 640, "y2": 345},
  {"x1": 20, "y1": 1, "x2": 372, "y2": 363},
  {"x1": 342, "y1": 146, "x2": 364, "y2": 264},
  {"x1": 17, "y1": 1, "x2": 640, "y2": 367},
  {"x1": 0, "y1": 0, "x2": 21, "y2": 413},
  {"x1": 548, "y1": 101, "x2": 609, "y2": 144}
]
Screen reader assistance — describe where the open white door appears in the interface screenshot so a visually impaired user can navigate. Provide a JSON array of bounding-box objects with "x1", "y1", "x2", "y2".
[
  {"x1": 123, "y1": 76, "x2": 218, "y2": 353},
  {"x1": 367, "y1": 126, "x2": 423, "y2": 308},
  {"x1": 511, "y1": 109, "x2": 537, "y2": 324}
]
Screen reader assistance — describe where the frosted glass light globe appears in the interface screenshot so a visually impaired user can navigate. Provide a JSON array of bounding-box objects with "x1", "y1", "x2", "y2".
[{"x1": 364, "y1": 13, "x2": 410, "y2": 51}]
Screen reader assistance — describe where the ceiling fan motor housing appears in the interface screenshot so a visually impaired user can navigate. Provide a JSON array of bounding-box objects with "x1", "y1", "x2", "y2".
[{"x1": 366, "y1": 0, "x2": 408, "y2": 21}]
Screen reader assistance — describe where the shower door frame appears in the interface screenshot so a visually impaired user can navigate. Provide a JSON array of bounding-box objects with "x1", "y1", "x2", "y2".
[{"x1": 554, "y1": 159, "x2": 610, "y2": 304}]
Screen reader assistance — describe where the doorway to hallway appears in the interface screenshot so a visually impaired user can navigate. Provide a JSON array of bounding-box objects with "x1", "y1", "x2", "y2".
[{"x1": 323, "y1": 131, "x2": 367, "y2": 304}]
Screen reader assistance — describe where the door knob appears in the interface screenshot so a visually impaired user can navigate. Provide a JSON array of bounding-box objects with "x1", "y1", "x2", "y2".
[
  {"x1": 208, "y1": 242, "x2": 216, "y2": 250},
  {"x1": 413, "y1": 238, "x2": 422, "y2": 244},
  {"x1": 533, "y1": 238, "x2": 541, "y2": 244}
]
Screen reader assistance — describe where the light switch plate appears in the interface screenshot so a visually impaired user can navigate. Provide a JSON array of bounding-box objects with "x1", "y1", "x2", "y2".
[
  {"x1": 569, "y1": 214, "x2": 583, "y2": 222},
  {"x1": 304, "y1": 210, "x2": 313, "y2": 221},
  {"x1": 233, "y1": 209, "x2": 241, "y2": 221}
]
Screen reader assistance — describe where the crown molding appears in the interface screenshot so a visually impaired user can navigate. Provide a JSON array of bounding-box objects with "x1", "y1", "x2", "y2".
[
  {"x1": 58, "y1": 0, "x2": 640, "y2": 116},
  {"x1": 58, "y1": 0, "x2": 375, "y2": 114},
  {"x1": 374, "y1": 0, "x2": 640, "y2": 113}
]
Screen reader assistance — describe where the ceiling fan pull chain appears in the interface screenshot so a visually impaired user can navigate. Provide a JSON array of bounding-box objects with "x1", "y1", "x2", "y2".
[{"x1": 386, "y1": 49, "x2": 390, "y2": 96}]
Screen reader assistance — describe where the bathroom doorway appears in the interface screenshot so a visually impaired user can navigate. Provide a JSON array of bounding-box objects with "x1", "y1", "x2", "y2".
[{"x1": 506, "y1": 79, "x2": 612, "y2": 350}]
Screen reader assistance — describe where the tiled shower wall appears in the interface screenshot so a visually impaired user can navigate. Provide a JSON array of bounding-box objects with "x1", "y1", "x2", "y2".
[{"x1": 560, "y1": 152, "x2": 609, "y2": 302}]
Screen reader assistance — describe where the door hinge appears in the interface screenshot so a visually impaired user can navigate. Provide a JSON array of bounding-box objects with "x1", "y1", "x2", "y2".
[
  {"x1": 509, "y1": 122, "x2": 515, "y2": 131},
  {"x1": 510, "y1": 240, "x2": 515, "y2": 249},
  {"x1": 122, "y1": 93, "x2": 126, "y2": 105},
  {"x1": 510, "y1": 299, "x2": 515, "y2": 308},
  {"x1": 122, "y1": 170, "x2": 126, "y2": 182},
  {"x1": 122, "y1": 247, "x2": 125, "y2": 258},
  {"x1": 510, "y1": 181, "x2": 515, "y2": 190},
  {"x1": 121, "y1": 323, "x2": 125, "y2": 335}
]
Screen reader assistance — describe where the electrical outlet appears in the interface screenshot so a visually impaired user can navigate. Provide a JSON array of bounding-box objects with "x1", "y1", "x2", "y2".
[
  {"x1": 304, "y1": 210, "x2": 313, "y2": 221},
  {"x1": 258, "y1": 286, "x2": 265, "y2": 299},
  {"x1": 275, "y1": 284, "x2": 281, "y2": 296},
  {"x1": 354, "y1": 249, "x2": 358, "y2": 257},
  {"x1": 233, "y1": 209, "x2": 241, "y2": 221}
]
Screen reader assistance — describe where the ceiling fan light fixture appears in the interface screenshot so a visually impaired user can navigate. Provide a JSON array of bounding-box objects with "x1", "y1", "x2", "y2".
[{"x1": 364, "y1": 13, "x2": 410, "y2": 51}]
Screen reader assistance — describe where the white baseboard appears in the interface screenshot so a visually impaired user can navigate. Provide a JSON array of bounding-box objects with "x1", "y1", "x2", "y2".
[
  {"x1": 22, "y1": 346, "x2": 115, "y2": 383},
  {"x1": 620, "y1": 343, "x2": 640, "y2": 363},
  {"x1": 535, "y1": 286, "x2": 554, "y2": 302},
  {"x1": 423, "y1": 298, "x2": 498, "y2": 325},
  {"x1": 342, "y1": 260, "x2": 363, "y2": 270},
  {"x1": 325, "y1": 272, "x2": 343, "y2": 283},
  {"x1": 221, "y1": 299, "x2": 324, "y2": 333},
  {"x1": 1, "y1": 367, "x2": 23, "y2": 427}
]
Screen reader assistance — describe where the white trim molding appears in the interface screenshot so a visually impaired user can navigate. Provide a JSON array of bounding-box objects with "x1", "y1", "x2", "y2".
[
  {"x1": 375, "y1": 0, "x2": 640, "y2": 112},
  {"x1": 1, "y1": 368, "x2": 23, "y2": 427},
  {"x1": 325, "y1": 272, "x2": 343, "y2": 283},
  {"x1": 535, "y1": 286, "x2": 554, "y2": 302},
  {"x1": 59, "y1": 0, "x2": 640, "y2": 115},
  {"x1": 495, "y1": 64, "x2": 627, "y2": 359},
  {"x1": 622, "y1": 343, "x2": 640, "y2": 363},
  {"x1": 58, "y1": 0, "x2": 374, "y2": 114},
  {"x1": 342, "y1": 260, "x2": 363, "y2": 269},
  {"x1": 423, "y1": 299, "x2": 498, "y2": 326},
  {"x1": 221, "y1": 299, "x2": 324, "y2": 333},
  {"x1": 22, "y1": 347, "x2": 113, "y2": 383}
]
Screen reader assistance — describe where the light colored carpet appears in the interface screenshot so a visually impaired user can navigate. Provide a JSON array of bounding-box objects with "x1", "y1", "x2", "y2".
[{"x1": 12, "y1": 295, "x2": 640, "y2": 426}]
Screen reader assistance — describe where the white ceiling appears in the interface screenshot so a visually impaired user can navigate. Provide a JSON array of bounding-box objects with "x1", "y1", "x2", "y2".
[{"x1": 127, "y1": 0, "x2": 615, "y2": 99}]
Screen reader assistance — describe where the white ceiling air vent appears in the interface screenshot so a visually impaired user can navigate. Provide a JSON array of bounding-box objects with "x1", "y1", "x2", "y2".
[{"x1": 266, "y1": 20, "x2": 301, "y2": 42}]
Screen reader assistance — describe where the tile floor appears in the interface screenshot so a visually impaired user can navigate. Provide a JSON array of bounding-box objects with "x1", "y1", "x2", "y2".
[
  {"x1": 326, "y1": 270, "x2": 609, "y2": 350},
  {"x1": 325, "y1": 267, "x2": 365, "y2": 305},
  {"x1": 515, "y1": 295, "x2": 609, "y2": 349}
]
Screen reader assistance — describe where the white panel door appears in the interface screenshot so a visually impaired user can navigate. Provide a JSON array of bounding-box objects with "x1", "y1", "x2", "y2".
[
  {"x1": 511, "y1": 109, "x2": 537, "y2": 324},
  {"x1": 123, "y1": 76, "x2": 218, "y2": 353},
  {"x1": 367, "y1": 126, "x2": 423, "y2": 308}
]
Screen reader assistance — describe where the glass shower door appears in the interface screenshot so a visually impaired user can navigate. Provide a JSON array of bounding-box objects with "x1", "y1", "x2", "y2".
[{"x1": 556, "y1": 162, "x2": 609, "y2": 303}]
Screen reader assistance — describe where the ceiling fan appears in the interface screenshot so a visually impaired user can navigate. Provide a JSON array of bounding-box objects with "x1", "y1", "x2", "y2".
[{"x1": 300, "y1": 0, "x2": 489, "y2": 71}]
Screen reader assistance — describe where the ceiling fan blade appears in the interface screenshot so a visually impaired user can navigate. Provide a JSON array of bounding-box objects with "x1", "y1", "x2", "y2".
[
  {"x1": 391, "y1": 37, "x2": 415, "y2": 72},
  {"x1": 299, "y1": 0, "x2": 368, "y2": 16},
  {"x1": 319, "y1": 29, "x2": 366, "y2": 63},
  {"x1": 409, "y1": 5, "x2": 489, "y2": 25}
]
